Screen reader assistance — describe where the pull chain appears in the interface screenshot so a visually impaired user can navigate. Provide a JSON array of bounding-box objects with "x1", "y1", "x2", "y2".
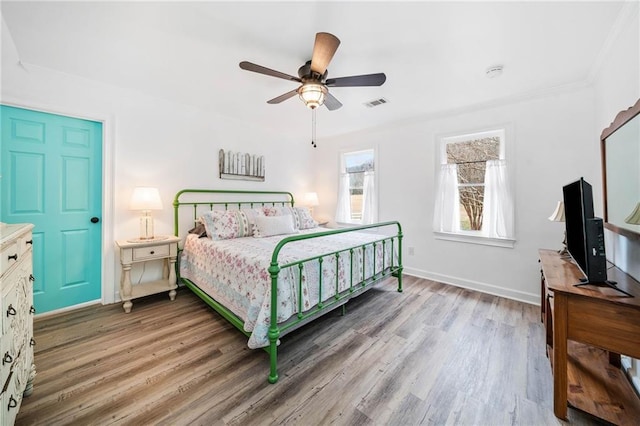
[{"x1": 311, "y1": 108, "x2": 317, "y2": 148}]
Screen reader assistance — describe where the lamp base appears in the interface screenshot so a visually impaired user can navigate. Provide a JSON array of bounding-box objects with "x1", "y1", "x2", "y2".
[
  {"x1": 558, "y1": 231, "x2": 570, "y2": 257},
  {"x1": 139, "y1": 214, "x2": 154, "y2": 240}
]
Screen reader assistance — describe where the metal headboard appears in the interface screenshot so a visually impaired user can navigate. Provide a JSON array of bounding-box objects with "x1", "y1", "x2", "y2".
[{"x1": 173, "y1": 189, "x2": 295, "y2": 237}]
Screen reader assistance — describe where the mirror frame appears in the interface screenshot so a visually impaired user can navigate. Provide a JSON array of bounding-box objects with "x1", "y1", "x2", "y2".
[{"x1": 601, "y1": 97, "x2": 640, "y2": 241}]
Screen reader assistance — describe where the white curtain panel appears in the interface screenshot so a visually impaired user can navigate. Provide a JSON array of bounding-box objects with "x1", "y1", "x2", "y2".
[
  {"x1": 483, "y1": 159, "x2": 514, "y2": 239},
  {"x1": 433, "y1": 163, "x2": 460, "y2": 232},
  {"x1": 335, "y1": 173, "x2": 352, "y2": 223},
  {"x1": 361, "y1": 171, "x2": 377, "y2": 224}
]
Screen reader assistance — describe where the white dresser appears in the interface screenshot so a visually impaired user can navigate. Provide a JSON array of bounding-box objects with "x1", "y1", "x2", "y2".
[{"x1": 0, "y1": 223, "x2": 36, "y2": 425}]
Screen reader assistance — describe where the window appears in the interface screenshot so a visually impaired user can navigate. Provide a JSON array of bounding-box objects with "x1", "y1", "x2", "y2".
[
  {"x1": 433, "y1": 129, "x2": 514, "y2": 246},
  {"x1": 336, "y1": 149, "x2": 377, "y2": 224}
]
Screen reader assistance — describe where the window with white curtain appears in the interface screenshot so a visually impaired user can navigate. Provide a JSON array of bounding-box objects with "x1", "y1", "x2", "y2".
[
  {"x1": 433, "y1": 129, "x2": 515, "y2": 247},
  {"x1": 335, "y1": 149, "x2": 377, "y2": 224}
]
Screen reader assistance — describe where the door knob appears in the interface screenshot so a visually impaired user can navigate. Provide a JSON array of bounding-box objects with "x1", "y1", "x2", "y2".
[{"x1": 91, "y1": 217, "x2": 100, "y2": 223}]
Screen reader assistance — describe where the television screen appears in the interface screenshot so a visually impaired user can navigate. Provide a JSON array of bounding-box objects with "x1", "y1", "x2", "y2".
[
  {"x1": 562, "y1": 177, "x2": 594, "y2": 276},
  {"x1": 562, "y1": 178, "x2": 633, "y2": 296}
]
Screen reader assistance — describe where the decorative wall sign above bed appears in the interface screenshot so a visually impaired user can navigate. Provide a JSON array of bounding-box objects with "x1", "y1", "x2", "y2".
[{"x1": 219, "y1": 149, "x2": 265, "y2": 181}]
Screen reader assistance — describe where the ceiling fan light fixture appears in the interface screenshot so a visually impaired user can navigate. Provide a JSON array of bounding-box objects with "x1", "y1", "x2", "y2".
[
  {"x1": 298, "y1": 83, "x2": 327, "y2": 109},
  {"x1": 239, "y1": 32, "x2": 385, "y2": 112}
]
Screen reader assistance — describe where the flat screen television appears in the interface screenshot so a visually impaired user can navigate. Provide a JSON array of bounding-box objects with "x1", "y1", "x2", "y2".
[
  {"x1": 563, "y1": 178, "x2": 596, "y2": 277},
  {"x1": 562, "y1": 177, "x2": 632, "y2": 296}
]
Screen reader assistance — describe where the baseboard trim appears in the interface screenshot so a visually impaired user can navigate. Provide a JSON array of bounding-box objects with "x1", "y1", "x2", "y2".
[
  {"x1": 403, "y1": 267, "x2": 539, "y2": 306},
  {"x1": 34, "y1": 299, "x2": 102, "y2": 319}
]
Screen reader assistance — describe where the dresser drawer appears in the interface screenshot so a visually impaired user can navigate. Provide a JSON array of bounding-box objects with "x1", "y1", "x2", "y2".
[
  {"x1": 2, "y1": 370, "x2": 22, "y2": 426},
  {"x1": 0, "y1": 242, "x2": 19, "y2": 278},
  {"x1": 1, "y1": 229, "x2": 32, "y2": 280},
  {"x1": 1, "y1": 280, "x2": 18, "y2": 389},
  {"x1": 17, "y1": 231, "x2": 33, "y2": 256},
  {"x1": 0, "y1": 223, "x2": 35, "y2": 422},
  {"x1": 132, "y1": 244, "x2": 170, "y2": 261}
]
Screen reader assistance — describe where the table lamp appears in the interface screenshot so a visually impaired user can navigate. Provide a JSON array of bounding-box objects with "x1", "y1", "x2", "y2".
[
  {"x1": 625, "y1": 202, "x2": 640, "y2": 225},
  {"x1": 303, "y1": 192, "x2": 320, "y2": 214},
  {"x1": 130, "y1": 187, "x2": 163, "y2": 240},
  {"x1": 548, "y1": 201, "x2": 568, "y2": 255}
]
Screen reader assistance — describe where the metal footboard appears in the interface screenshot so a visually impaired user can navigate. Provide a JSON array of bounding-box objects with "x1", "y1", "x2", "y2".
[{"x1": 265, "y1": 222, "x2": 403, "y2": 383}]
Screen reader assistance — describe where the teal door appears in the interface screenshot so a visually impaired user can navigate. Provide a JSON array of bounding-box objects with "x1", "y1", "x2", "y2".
[{"x1": 1, "y1": 105, "x2": 102, "y2": 313}]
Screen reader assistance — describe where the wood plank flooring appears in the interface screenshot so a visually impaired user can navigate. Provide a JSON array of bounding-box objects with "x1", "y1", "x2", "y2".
[{"x1": 16, "y1": 276, "x2": 607, "y2": 425}]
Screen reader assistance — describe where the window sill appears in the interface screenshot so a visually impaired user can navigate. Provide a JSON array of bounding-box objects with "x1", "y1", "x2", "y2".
[{"x1": 434, "y1": 231, "x2": 515, "y2": 248}]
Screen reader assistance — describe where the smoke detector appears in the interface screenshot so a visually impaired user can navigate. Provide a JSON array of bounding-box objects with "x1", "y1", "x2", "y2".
[{"x1": 485, "y1": 65, "x2": 504, "y2": 78}]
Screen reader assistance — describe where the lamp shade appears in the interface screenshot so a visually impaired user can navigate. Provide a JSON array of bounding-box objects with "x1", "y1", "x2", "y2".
[
  {"x1": 625, "y1": 202, "x2": 640, "y2": 225},
  {"x1": 548, "y1": 201, "x2": 565, "y2": 222},
  {"x1": 303, "y1": 192, "x2": 320, "y2": 207},
  {"x1": 129, "y1": 187, "x2": 163, "y2": 211}
]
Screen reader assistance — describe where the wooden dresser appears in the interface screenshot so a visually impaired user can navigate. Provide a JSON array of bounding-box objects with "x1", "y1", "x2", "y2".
[
  {"x1": 539, "y1": 249, "x2": 640, "y2": 424},
  {"x1": 0, "y1": 223, "x2": 36, "y2": 425}
]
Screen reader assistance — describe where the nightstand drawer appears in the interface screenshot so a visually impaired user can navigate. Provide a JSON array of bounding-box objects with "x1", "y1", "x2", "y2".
[{"x1": 132, "y1": 244, "x2": 170, "y2": 261}]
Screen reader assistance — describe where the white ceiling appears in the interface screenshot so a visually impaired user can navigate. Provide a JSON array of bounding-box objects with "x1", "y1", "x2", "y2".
[{"x1": 0, "y1": 1, "x2": 628, "y2": 140}]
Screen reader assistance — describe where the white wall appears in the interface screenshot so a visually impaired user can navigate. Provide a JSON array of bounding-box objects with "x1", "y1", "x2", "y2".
[
  {"x1": 313, "y1": 87, "x2": 598, "y2": 304},
  {"x1": 592, "y1": 2, "x2": 640, "y2": 394},
  {"x1": 1, "y1": 17, "x2": 315, "y2": 304}
]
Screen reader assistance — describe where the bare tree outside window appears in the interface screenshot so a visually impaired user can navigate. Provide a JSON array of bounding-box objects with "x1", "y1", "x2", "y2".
[{"x1": 446, "y1": 137, "x2": 500, "y2": 230}]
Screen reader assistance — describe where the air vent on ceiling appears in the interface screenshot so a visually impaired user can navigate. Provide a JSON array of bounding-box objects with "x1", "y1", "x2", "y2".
[
  {"x1": 486, "y1": 65, "x2": 504, "y2": 78},
  {"x1": 364, "y1": 97, "x2": 388, "y2": 108}
]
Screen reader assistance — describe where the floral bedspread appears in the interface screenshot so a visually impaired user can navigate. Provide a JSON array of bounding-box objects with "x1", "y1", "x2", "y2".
[{"x1": 180, "y1": 229, "x2": 397, "y2": 348}]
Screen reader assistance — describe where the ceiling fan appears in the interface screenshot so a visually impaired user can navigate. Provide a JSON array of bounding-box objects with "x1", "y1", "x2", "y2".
[{"x1": 239, "y1": 32, "x2": 386, "y2": 111}]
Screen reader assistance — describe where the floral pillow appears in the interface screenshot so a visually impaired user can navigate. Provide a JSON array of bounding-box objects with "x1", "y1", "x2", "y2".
[
  {"x1": 253, "y1": 215, "x2": 297, "y2": 238},
  {"x1": 201, "y1": 210, "x2": 254, "y2": 240},
  {"x1": 293, "y1": 207, "x2": 318, "y2": 230}
]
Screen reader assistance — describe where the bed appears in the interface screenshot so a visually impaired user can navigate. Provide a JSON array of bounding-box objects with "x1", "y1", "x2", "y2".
[{"x1": 173, "y1": 189, "x2": 403, "y2": 383}]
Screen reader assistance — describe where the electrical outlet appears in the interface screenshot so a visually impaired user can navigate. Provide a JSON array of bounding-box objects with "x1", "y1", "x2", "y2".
[{"x1": 408, "y1": 247, "x2": 415, "y2": 256}]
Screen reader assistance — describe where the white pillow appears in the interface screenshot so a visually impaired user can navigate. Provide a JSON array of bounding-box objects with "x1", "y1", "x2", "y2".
[{"x1": 253, "y1": 215, "x2": 297, "y2": 238}]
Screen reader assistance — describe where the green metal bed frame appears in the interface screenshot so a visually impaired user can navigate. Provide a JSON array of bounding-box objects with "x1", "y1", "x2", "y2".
[{"x1": 173, "y1": 189, "x2": 403, "y2": 383}]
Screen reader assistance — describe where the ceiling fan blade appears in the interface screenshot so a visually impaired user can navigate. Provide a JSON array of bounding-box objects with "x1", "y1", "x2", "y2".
[
  {"x1": 310, "y1": 32, "x2": 340, "y2": 75},
  {"x1": 239, "y1": 61, "x2": 301, "y2": 83},
  {"x1": 326, "y1": 73, "x2": 386, "y2": 87},
  {"x1": 267, "y1": 89, "x2": 299, "y2": 104},
  {"x1": 324, "y1": 92, "x2": 342, "y2": 111}
]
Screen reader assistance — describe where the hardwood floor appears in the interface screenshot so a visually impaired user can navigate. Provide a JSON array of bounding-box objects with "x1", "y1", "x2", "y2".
[{"x1": 16, "y1": 276, "x2": 606, "y2": 425}]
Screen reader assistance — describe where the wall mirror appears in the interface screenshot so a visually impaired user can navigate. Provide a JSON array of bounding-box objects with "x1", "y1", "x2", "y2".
[{"x1": 601, "y1": 98, "x2": 640, "y2": 241}]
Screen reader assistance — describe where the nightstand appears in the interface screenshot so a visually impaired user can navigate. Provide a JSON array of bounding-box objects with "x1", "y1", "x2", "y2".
[{"x1": 115, "y1": 236, "x2": 180, "y2": 313}]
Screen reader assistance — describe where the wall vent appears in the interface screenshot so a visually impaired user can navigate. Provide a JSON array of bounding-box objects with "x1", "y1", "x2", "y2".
[{"x1": 364, "y1": 98, "x2": 388, "y2": 108}]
